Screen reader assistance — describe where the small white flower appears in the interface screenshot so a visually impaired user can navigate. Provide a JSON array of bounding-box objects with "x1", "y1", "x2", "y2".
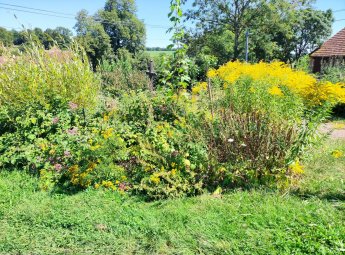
[
  {"x1": 228, "y1": 138, "x2": 234, "y2": 143},
  {"x1": 241, "y1": 143, "x2": 247, "y2": 147}
]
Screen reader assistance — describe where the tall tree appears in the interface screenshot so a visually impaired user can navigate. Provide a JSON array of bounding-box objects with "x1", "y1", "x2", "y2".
[
  {"x1": 186, "y1": 0, "x2": 265, "y2": 60},
  {"x1": 185, "y1": 0, "x2": 333, "y2": 63},
  {"x1": 98, "y1": 0, "x2": 146, "y2": 55},
  {"x1": 75, "y1": 10, "x2": 113, "y2": 69}
]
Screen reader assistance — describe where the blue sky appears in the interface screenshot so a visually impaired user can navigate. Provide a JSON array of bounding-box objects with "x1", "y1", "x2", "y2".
[{"x1": 0, "y1": 0, "x2": 344, "y2": 47}]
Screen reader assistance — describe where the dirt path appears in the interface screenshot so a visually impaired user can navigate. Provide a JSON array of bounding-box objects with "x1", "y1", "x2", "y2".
[{"x1": 319, "y1": 122, "x2": 345, "y2": 140}]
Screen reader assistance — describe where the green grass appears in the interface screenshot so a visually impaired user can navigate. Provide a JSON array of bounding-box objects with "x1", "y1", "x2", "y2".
[
  {"x1": 0, "y1": 139, "x2": 344, "y2": 254},
  {"x1": 146, "y1": 50, "x2": 174, "y2": 57}
]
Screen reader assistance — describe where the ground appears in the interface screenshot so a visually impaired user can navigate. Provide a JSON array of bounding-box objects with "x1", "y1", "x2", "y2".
[
  {"x1": 0, "y1": 130, "x2": 344, "y2": 254},
  {"x1": 319, "y1": 120, "x2": 345, "y2": 140}
]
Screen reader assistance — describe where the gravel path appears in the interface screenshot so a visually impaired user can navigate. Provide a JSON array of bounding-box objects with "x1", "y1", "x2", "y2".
[{"x1": 319, "y1": 122, "x2": 345, "y2": 140}]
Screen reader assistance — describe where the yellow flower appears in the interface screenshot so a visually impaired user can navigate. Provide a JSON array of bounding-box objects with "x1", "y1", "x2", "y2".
[
  {"x1": 207, "y1": 69, "x2": 217, "y2": 78},
  {"x1": 150, "y1": 173, "x2": 160, "y2": 184},
  {"x1": 94, "y1": 183, "x2": 100, "y2": 189},
  {"x1": 209, "y1": 60, "x2": 345, "y2": 105},
  {"x1": 103, "y1": 114, "x2": 109, "y2": 122},
  {"x1": 192, "y1": 82, "x2": 207, "y2": 95},
  {"x1": 68, "y1": 165, "x2": 79, "y2": 173},
  {"x1": 101, "y1": 180, "x2": 116, "y2": 190},
  {"x1": 332, "y1": 150, "x2": 343, "y2": 159},
  {"x1": 289, "y1": 160, "x2": 304, "y2": 175},
  {"x1": 102, "y1": 128, "x2": 114, "y2": 139},
  {"x1": 171, "y1": 169, "x2": 177, "y2": 175},
  {"x1": 39, "y1": 143, "x2": 48, "y2": 151},
  {"x1": 268, "y1": 86, "x2": 284, "y2": 97}
]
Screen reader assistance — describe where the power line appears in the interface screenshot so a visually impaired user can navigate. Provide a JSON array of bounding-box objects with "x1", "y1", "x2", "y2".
[
  {"x1": 0, "y1": 3, "x2": 170, "y2": 30},
  {"x1": 0, "y1": 2, "x2": 74, "y2": 16},
  {"x1": 0, "y1": 6, "x2": 74, "y2": 19}
]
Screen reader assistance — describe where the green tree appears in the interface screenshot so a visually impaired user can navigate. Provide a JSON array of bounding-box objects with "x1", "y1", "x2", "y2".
[
  {"x1": 185, "y1": 0, "x2": 333, "y2": 63},
  {"x1": 186, "y1": 0, "x2": 265, "y2": 60},
  {"x1": 98, "y1": 0, "x2": 146, "y2": 55},
  {"x1": 75, "y1": 10, "x2": 113, "y2": 69},
  {"x1": 44, "y1": 27, "x2": 73, "y2": 49},
  {"x1": 0, "y1": 27, "x2": 14, "y2": 46}
]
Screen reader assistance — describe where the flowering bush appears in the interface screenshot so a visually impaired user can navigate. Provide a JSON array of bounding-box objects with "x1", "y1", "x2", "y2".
[
  {"x1": 207, "y1": 61, "x2": 345, "y2": 106},
  {"x1": 2, "y1": 46, "x2": 344, "y2": 200}
]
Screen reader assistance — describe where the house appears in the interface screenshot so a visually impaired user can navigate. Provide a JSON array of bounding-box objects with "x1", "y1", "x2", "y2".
[{"x1": 310, "y1": 27, "x2": 345, "y2": 73}]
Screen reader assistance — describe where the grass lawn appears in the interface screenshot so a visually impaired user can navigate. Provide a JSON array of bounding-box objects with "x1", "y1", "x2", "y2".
[{"x1": 0, "y1": 139, "x2": 344, "y2": 254}]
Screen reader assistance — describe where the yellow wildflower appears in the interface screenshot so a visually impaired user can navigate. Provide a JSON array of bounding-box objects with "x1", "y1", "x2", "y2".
[
  {"x1": 289, "y1": 160, "x2": 304, "y2": 175},
  {"x1": 68, "y1": 165, "x2": 79, "y2": 173},
  {"x1": 268, "y1": 86, "x2": 284, "y2": 97},
  {"x1": 209, "y1": 60, "x2": 345, "y2": 105},
  {"x1": 207, "y1": 69, "x2": 217, "y2": 78},
  {"x1": 332, "y1": 150, "x2": 343, "y2": 159},
  {"x1": 192, "y1": 82, "x2": 207, "y2": 95},
  {"x1": 39, "y1": 143, "x2": 48, "y2": 151},
  {"x1": 102, "y1": 128, "x2": 114, "y2": 139},
  {"x1": 150, "y1": 173, "x2": 160, "y2": 184}
]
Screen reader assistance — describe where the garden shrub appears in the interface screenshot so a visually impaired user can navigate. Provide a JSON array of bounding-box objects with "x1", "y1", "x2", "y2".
[
  {"x1": 191, "y1": 61, "x2": 345, "y2": 190},
  {"x1": 0, "y1": 44, "x2": 100, "y2": 113},
  {"x1": 320, "y1": 64, "x2": 345, "y2": 117},
  {"x1": 2, "y1": 46, "x2": 345, "y2": 200}
]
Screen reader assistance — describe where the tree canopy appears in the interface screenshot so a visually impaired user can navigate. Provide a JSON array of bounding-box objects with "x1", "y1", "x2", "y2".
[
  {"x1": 185, "y1": 0, "x2": 333, "y2": 63},
  {"x1": 98, "y1": 0, "x2": 146, "y2": 55}
]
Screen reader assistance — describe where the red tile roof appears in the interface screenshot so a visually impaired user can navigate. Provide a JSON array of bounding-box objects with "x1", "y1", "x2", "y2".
[{"x1": 311, "y1": 27, "x2": 345, "y2": 57}]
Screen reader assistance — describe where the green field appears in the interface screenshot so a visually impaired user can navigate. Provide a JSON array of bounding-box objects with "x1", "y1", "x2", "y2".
[
  {"x1": 146, "y1": 50, "x2": 175, "y2": 57},
  {"x1": 0, "y1": 138, "x2": 344, "y2": 254}
]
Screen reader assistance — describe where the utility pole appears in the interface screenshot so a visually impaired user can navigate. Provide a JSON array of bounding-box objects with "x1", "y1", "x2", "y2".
[{"x1": 245, "y1": 29, "x2": 249, "y2": 62}]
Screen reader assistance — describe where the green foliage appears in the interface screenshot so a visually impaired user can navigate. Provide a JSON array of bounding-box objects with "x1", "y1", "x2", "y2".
[
  {"x1": 0, "y1": 27, "x2": 14, "y2": 46},
  {"x1": 158, "y1": 0, "x2": 194, "y2": 90},
  {"x1": 0, "y1": 44, "x2": 99, "y2": 113},
  {"x1": 0, "y1": 26, "x2": 73, "y2": 49},
  {"x1": 99, "y1": 0, "x2": 146, "y2": 55},
  {"x1": 1, "y1": 137, "x2": 344, "y2": 254},
  {"x1": 295, "y1": 55, "x2": 311, "y2": 73},
  {"x1": 75, "y1": 10, "x2": 114, "y2": 70},
  {"x1": 0, "y1": 43, "x2": 332, "y2": 200},
  {"x1": 185, "y1": 0, "x2": 333, "y2": 63},
  {"x1": 320, "y1": 64, "x2": 345, "y2": 117},
  {"x1": 97, "y1": 51, "x2": 150, "y2": 96},
  {"x1": 321, "y1": 64, "x2": 345, "y2": 84}
]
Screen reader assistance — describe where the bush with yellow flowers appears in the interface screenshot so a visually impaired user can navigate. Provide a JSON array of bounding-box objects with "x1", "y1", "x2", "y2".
[
  {"x1": 3, "y1": 42, "x2": 342, "y2": 200},
  {"x1": 207, "y1": 61, "x2": 345, "y2": 106},
  {"x1": 186, "y1": 61, "x2": 344, "y2": 189}
]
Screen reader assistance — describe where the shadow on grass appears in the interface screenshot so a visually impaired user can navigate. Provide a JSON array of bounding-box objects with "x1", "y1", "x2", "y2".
[{"x1": 291, "y1": 189, "x2": 345, "y2": 203}]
